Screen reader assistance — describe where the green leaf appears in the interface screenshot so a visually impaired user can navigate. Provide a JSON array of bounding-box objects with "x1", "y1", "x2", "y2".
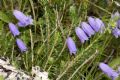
[
  {"x1": 0, "y1": 21, "x2": 3, "y2": 35},
  {"x1": 109, "y1": 57, "x2": 120, "y2": 69},
  {"x1": 48, "y1": 57, "x2": 54, "y2": 64},
  {"x1": 116, "y1": 76, "x2": 120, "y2": 80},
  {"x1": 109, "y1": 20, "x2": 117, "y2": 28},
  {"x1": 0, "y1": 75, "x2": 4, "y2": 80},
  {"x1": 0, "y1": 11, "x2": 11, "y2": 23}
]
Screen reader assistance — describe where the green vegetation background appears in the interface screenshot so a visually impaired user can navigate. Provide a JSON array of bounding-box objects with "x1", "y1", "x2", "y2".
[{"x1": 0, "y1": 0, "x2": 120, "y2": 80}]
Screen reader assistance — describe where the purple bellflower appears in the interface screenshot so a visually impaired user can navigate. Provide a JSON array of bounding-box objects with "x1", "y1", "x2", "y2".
[
  {"x1": 8, "y1": 23, "x2": 20, "y2": 37},
  {"x1": 111, "y1": 12, "x2": 120, "y2": 38},
  {"x1": 88, "y1": 17, "x2": 105, "y2": 33},
  {"x1": 13, "y1": 10, "x2": 33, "y2": 27},
  {"x1": 111, "y1": 11, "x2": 120, "y2": 19},
  {"x1": 117, "y1": 19, "x2": 120, "y2": 28},
  {"x1": 88, "y1": 17, "x2": 100, "y2": 32},
  {"x1": 66, "y1": 37, "x2": 77, "y2": 55},
  {"x1": 99, "y1": 63, "x2": 119, "y2": 80},
  {"x1": 75, "y1": 27, "x2": 88, "y2": 43},
  {"x1": 112, "y1": 27, "x2": 120, "y2": 38},
  {"x1": 81, "y1": 22, "x2": 95, "y2": 37},
  {"x1": 16, "y1": 39, "x2": 27, "y2": 52},
  {"x1": 95, "y1": 18, "x2": 105, "y2": 33}
]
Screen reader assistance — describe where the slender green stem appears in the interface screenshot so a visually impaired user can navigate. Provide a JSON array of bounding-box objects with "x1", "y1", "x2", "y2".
[
  {"x1": 29, "y1": 29, "x2": 34, "y2": 69},
  {"x1": 87, "y1": 0, "x2": 112, "y2": 15},
  {"x1": 56, "y1": 34, "x2": 103, "y2": 80},
  {"x1": 10, "y1": 0, "x2": 13, "y2": 10},
  {"x1": 29, "y1": 0, "x2": 36, "y2": 34},
  {"x1": 68, "y1": 51, "x2": 98, "y2": 80},
  {"x1": 44, "y1": 31, "x2": 58, "y2": 70}
]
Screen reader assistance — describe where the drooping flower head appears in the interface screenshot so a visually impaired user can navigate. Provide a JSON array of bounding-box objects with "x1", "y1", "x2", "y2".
[
  {"x1": 88, "y1": 17, "x2": 105, "y2": 33},
  {"x1": 112, "y1": 27, "x2": 120, "y2": 38},
  {"x1": 111, "y1": 11, "x2": 120, "y2": 20},
  {"x1": 81, "y1": 22, "x2": 95, "y2": 37},
  {"x1": 110, "y1": 11, "x2": 120, "y2": 38},
  {"x1": 95, "y1": 18, "x2": 105, "y2": 33},
  {"x1": 66, "y1": 37, "x2": 77, "y2": 55},
  {"x1": 75, "y1": 27, "x2": 88, "y2": 43},
  {"x1": 99, "y1": 63, "x2": 119, "y2": 80},
  {"x1": 13, "y1": 10, "x2": 33, "y2": 27},
  {"x1": 8, "y1": 23, "x2": 20, "y2": 37},
  {"x1": 16, "y1": 38, "x2": 27, "y2": 52},
  {"x1": 110, "y1": 11, "x2": 120, "y2": 29},
  {"x1": 117, "y1": 19, "x2": 120, "y2": 28},
  {"x1": 88, "y1": 17, "x2": 100, "y2": 32}
]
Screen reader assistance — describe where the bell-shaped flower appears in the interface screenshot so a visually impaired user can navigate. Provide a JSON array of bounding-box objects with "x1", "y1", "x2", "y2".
[
  {"x1": 99, "y1": 63, "x2": 119, "y2": 80},
  {"x1": 75, "y1": 27, "x2": 88, "y2": 43},
  {"x1": 81, "y1": 22, "x2": 95, "y2": 37},
  {"x1": 111, "y1": 11, "x2": 120, "y2": 20},
  {"x1": 13, "y1": 10, "x2": 33, "y2": 27},
  {"x1": 88, "y1": 17, "x2": 99, "y2": 32},
  {"x1": 95, "y1": 18, "x2": 105, "y2": 33},
  {"x1": 16, "y1": 38, "x2": 27, "y2": 52},
  {"x1": 112, "y1": 27, "x2": 120, "y2": 38},
  {"x1": 117, "y1": 19, "x2": 120, "y2": 28},
  {"x1": 66, "y1": 37, "x2": 77, "y2": 55},
  {"x1": 8, "y1": 23, "x2": 20, "y2": 37}
]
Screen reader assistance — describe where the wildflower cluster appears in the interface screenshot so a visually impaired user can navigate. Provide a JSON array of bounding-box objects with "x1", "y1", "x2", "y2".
[
  {"x1": 66, "y1": 12, "x2": 120, "y2": 79},
  {"x1": 111, "y1": 12, "x2": 120, "y2": 38},
  {"x1": 99, "y1": 63, "x2": 120, "y2": 80},
  {"x1": 8, "y1": 10, "x2": 33, "y2": 52},
  {"x1": 66, "y1": 16, "x2": 104, "y2": 55}
]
